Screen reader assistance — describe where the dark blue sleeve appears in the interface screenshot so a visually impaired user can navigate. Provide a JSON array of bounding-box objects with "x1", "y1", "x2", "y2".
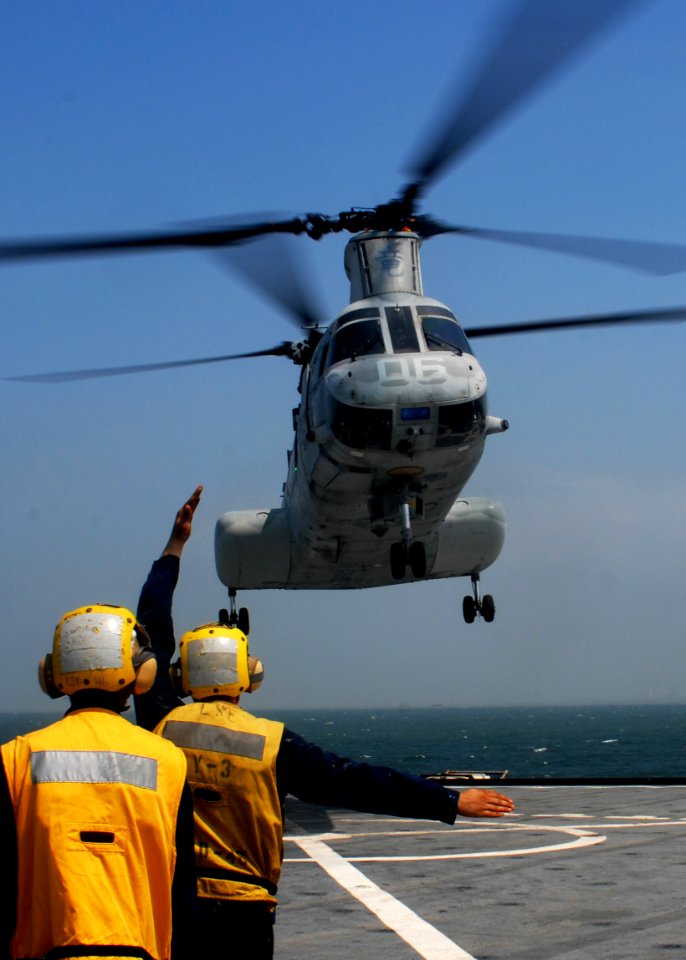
[
  {"x1": 276, "y1": 727, "x2": 459, "y2": 824},
  {"x1": 171, "y1": 783, "x2": 198, "y2": 960},
  {"x1": 0, "y1": 761, "x2": 17, "y2": 960},
  {"x1": 134, "y1": 555, "x2": 185, "y2": 731}
]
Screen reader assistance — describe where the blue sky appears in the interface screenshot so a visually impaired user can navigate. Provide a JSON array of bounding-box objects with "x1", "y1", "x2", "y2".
[{"x1": 2, "y1": 0, "x2": 686, "y2": 712}]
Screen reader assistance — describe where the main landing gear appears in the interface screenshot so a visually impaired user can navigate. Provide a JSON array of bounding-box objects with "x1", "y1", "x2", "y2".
[
  {"x1": 462, "y1": 573, "x2": 495, "y2": 624},
  {"x1": 389, "y1": 493, "x2": 426, "y2": 580},
  {"x1": 219, "y1": 588, "x2": 250, "y2": 635}
]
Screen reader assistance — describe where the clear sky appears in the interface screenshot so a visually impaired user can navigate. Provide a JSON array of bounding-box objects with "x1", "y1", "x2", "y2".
[{"x1": 2, "y1": 0, "x2": 686, "y2": 712}]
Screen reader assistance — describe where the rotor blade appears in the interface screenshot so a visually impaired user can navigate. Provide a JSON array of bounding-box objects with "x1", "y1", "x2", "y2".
[
  {"x1": 5, "y1": 343, "x2": 293, "y2": 383},
  {"x1": 216, "y1": 233, "x2": 327, "y2": 330},
  {"x1": 427, "y1": 223, "x2": 686, "y2": 275},
  {"x1": 465, "y1": 306, "x2": 686, "y2": 339},
  {"x1": 405, "y1": 0, "x2": 643, "y2": 195},
  {"x1": 0, "y1": 218, "x2": 307, "y2": 262}
]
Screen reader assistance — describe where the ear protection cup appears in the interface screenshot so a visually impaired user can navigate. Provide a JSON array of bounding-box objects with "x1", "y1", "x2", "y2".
[
  {"x1": 169, "y1": 658, "x2": 184, "y2": 695},
  {"x1": 132, "y1": 630, "x2": 157, "y2": 696},
  {"x1": 247, "y1": 655, "x2": 264, "y2": 693},
  {"x1": 38, "y1": 653, "x2": 62, "y2": 699},
  {"x1": 133, "y1": 650, "x2": 157, "y2": 695}
]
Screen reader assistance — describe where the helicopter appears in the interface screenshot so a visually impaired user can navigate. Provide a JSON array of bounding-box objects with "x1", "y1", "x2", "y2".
[{"x1": 4, "y1": 0, "x2": 686, "y2": 632}]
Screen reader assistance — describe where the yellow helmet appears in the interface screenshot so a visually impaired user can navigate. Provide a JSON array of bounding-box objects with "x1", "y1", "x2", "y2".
[
  {"x1": 39, "y1": 604, "x2": 156, "y2": 699},
  {"x1": 176, "y1": 623, "x2": 252, "y2": 699}
]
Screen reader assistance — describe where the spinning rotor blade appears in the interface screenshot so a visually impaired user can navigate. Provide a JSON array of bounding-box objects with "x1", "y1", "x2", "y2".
[
  {"x1": 422, "y1": 222, "x2": 686, "y2": 275},
  {"x1": 0, "y1": 0, "x2": 666, "y2": 286},
  {"x1": 218, "y1": 233, "x2": 327, "y2": 330},
  {"x1": 465, "y1": 306, "x2": 686, "y2": 339},
  {"x1": 6, "y1": 343, "x2": 294, "y2": 383},
  {"x1": 404, "y1": 0, "x2": 643, "y2": 198},
  {"x1": 0, "y1": 217, "x2": 307, "y2": 262}
]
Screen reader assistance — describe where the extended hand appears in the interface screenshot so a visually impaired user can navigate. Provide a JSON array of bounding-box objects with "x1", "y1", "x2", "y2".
[
  {"x1": 163, "y1": 485, "x2": 203, "y2": 557},
  {"x1": 457, "y1": 788, "x2": 515, "y2": 818}
]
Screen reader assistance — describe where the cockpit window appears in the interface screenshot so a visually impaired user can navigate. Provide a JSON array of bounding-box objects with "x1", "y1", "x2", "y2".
[
  {"x1": 328, "y1": 398, "x2": 392, "y2": 450},
  {"x1": 386, "y1": 306, "x2": 419, "y2": 353},
  {"x1": 328, "y1": 319, "x2": 385, "y2": 366},
  {"x1": 436, "y1": 397, "x2": 486, "y2": 447},
  {"x1": 421, "y1": 315, "x2": 471, "y2": 354},
  {"x1": 329, "y1": 308, "x2": 380, "y2": 338},
  {"x1": 315, "y1": 340, "x2": 329, "y2": 379}
]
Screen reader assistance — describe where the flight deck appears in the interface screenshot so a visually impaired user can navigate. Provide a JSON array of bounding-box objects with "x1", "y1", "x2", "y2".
[{"x1": 276, "y1": 785, "x2": 686, "y2": 959}]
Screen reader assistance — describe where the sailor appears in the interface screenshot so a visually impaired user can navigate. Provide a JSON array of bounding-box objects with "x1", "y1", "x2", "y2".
[
  {"x1": 0, "y1": 604, "x2": 197, "y2": 960},
  {"x1": 135, "y1": 487, "x2": 515, "y2": 960}
]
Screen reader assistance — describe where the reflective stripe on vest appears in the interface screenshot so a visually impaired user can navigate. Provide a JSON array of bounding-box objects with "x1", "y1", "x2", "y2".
[
  {"x1": 163, "y1": 720, "x2": 265, "y2": 761},
  {"x1": 31, "y1": 751, "x2": 158, "y2": 791}
]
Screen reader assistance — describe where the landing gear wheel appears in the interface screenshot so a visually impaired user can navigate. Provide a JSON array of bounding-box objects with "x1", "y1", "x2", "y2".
[
  {"x1": 462, "y1": 596, "x2": 477, "y2": 624},
  {"x1": 408, "y1": 540, "x2": 426, "y2": 578},
  {"x1": 390, "y1": 542, "x2": 407, "y2": 580},
  {"x1": 237, "y1": 607, "x2": 250, "y2": 635},
  {"x1": 481, "y1": 594, "x2": 495, "y2": 623},
  {"x1": 222, "y1": 593, "x2": 250, "y2": 635}
]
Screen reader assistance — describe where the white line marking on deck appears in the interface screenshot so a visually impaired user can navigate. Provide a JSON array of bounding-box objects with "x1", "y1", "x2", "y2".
[{"x1": 292, "y1": 833, "x2": 477, "y2": 960}]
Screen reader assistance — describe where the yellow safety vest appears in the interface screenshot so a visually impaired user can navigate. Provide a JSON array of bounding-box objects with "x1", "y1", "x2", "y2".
[
  {"x1": 156, "y1": 701, "x2": 284, "y2": 904},
  {"x1": 1, "y1": 708, "x2": 187, "y2": 960}
]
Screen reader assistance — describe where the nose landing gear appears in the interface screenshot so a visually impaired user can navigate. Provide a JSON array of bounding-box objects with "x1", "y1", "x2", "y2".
[
  {"x1": 219, "y1": 588, "x2": 250, "y2": 635},
  {"x1": 390, "y1": 540, "x2": 426, "y2": 579},
  {"x1": 462, "y1": 573, "x2": 495, "y2": 623},
  {"x1": 389, "y1": 493, "x2": 426, "y2": 579}
]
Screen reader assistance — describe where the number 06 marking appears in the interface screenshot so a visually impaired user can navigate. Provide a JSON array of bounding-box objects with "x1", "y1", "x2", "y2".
[{"x1": 379, "y1": 357, "x2": 447, "y2": 387}]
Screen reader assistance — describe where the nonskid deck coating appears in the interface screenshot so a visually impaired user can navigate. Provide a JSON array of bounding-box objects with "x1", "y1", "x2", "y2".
[{"x1": 275, "y1": 785, "x2": 686, "y2": 959}]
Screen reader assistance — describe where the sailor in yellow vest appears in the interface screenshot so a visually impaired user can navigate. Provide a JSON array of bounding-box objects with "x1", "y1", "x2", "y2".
[
  {"x1": 0, "y1": 604, "x2": 197, "y2": 960},
  {"x1": 135, "y1": 487, "x2": 515, "y2": 960},
  {"x1": 153, "y1": 628, "x2": 283, "y2": 957}
]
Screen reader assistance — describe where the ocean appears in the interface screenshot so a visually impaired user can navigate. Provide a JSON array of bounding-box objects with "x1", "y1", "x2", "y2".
[{"x1": 1, "y1": 704, "x2": 684, "y2": 778}]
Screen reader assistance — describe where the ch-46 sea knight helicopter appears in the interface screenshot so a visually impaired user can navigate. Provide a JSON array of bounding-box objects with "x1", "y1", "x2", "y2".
[{"x1": 4, "y1": 0, "x2": 686, "y2": 629}]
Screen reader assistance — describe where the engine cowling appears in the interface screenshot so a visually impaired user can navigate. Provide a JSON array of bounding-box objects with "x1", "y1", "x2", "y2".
[
  {"x1": 215, "y1": 508, "x2": 292, "y2": 589},
  {"x1": 430, "y1": 497, "x2": 505, "y2": 577}
]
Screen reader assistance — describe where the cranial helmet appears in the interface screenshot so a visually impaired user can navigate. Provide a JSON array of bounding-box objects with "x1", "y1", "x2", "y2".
[
  {"x1": 173, "y1": 623, "x2": 263, "y2": 700},
  {"x1": 39, "y1": 604, "x2": 156, "y2": 699}
]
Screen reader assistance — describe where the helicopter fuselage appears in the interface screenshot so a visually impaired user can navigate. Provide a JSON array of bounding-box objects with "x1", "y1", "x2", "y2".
[{"x1": 215, "y1": 232, "x2": 508, "y2": 593}]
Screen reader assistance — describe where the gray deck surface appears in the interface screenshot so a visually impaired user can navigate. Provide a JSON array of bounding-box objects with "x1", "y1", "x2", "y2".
[{"x1": 274, "y1": 786, "x2": 686, "y2": 959}]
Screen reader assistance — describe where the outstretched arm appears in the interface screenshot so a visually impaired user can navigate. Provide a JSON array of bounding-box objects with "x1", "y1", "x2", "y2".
[
  {"x1": 277, "y1": 730, "x2": 515, "y2": 824},
  {"x1": 278, "y1": 729, "x2": 454, "y2": 824},
  {"x1": 456, "y1": 789, "x2": 515, "y2": 818},
  {"x1": 135, "y1": 486, "x2": 203, "y2": 730},
  {"x1": 138, "y1": 485, "x2": 204, "y2": 641}
]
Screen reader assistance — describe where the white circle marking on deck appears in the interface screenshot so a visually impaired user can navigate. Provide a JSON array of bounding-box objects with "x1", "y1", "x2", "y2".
[
  {"x1": 285, "y1": 814, "x2": 686, "y2": 864},
  {"x1": 286, "y1": 822, "x2": 606, "y2": 862}
]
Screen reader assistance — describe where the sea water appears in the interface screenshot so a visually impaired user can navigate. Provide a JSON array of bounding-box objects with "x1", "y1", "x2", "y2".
[
  {"x1": 2, "y1": 704, "x2": 684, "y2": 778},
  {"x1": 264, "y1": 705, "x2": 686, "y2": 778}
]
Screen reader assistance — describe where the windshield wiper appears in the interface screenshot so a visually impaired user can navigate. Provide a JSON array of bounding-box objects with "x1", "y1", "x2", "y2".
[{"x1": 425, "y1": 332, "x2": 463, "y2": 355}]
